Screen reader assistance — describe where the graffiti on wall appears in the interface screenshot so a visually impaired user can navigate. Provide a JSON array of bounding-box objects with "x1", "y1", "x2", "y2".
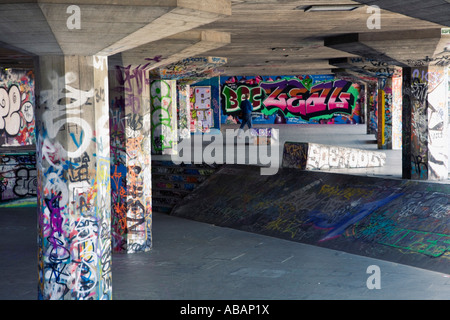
[
  {"x1": 282, "y1": 142, "x2": 386, "y2": 170},
  {"x1": 37, "y1": 56, "x2": 111, "y2": 300},
  {"x1": 191, "y1": 77, "x2": 221, "y2": 131},
  {"x1": 177, "y1": 84, "x2": 191, "y2": 140},
  {"x1": 0, "y1": 152, "x2": 37, "y2": 201},
  {"x1": 0, "y1": 69, "x2": 35, "y2": 147},
  {"x1": 190, "y1": 86, "x2": 214, "y2": 133},
  {"x1": 151, "y1": 80, "x2": 177, "y2": 155},
  {"x1": 221, "y1": 75, "x2": 361, "y2": 124}
]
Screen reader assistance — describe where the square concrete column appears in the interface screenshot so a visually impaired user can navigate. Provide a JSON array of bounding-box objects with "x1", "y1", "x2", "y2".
[
  {"x1": 402, "y1": 65, "x2": 449, "y2": 180},
  {"x1": 377, "y1": 73, "x2": 402, "y2": 150},
  {"x1": 177, "y1": 84, "x2": 192, "y2": 141},
  {"x1": 366, "y1": 81, "x2": 378, "y2": 135},
  {"x1": 35, "y1": 55, "x2": 112, "y2": 299},
  {"x1": 109, "y1": 57, "x2": 152, "y2": 253},
  {"x1": 150, "y1": 79, "x2": 178, "y2": 155}
]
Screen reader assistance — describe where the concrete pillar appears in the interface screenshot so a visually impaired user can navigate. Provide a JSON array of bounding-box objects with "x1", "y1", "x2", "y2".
[
  {"x1": 377, "y1": 73, "x2": 402, "y2": 150},
  {"x1": 35, "y1": 55, "x2": 112, "y2": 299},
  {"x1": 177, "y1": 84, "x2": 192, "y2": 141},
  {"x1": 366, "y1": 81, "x2": 378, "y2": 135},
  {"x1": 402, "y1": 65, "x2": 449, "y2": 180},
  {"x1": 109, "y1": 56, "x2": 152, "y2": 253},
  {"x1": 150, "y1": 79, "x2": 178, "y2": 155}
]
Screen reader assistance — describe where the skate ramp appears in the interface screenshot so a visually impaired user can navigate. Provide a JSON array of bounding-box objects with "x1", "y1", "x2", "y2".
[{"x1": 171, "y1": 165, "x2": 450, "y2": 274}]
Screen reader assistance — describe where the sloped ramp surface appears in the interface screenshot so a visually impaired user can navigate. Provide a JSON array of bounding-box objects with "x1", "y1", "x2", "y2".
[{"x1": 171, "y1": 165, "x2": 450, "y2": 274}]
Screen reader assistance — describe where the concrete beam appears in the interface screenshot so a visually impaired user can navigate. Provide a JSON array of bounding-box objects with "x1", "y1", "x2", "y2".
[
  {"x1": 329, "y1": 57, "x2": 402, "y2": 78},
  {"x1": 120, "y1": 30, "x2": 231, "y2": 71},
  {"x1": 98, "y1": 0, "x2": 231, "y2": 56},
  {"x1": 325, "y1": 29, "x2": 450, "y2": 67},
  {"x1": 0, "y1": 1, "x2": 231, "y2": 57}
]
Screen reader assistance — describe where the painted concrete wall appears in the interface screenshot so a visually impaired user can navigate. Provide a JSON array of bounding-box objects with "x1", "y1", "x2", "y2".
[
  {"x1": 151, "y1": 79, "x2": 178, "y2": 155},
  {"x1": 220, "y1": 75, "x2": 362, "y2": 125},
  {"x1": 190, "y1": 77, "x2": 221, "y2": 133},
  {"x1": 0, "y1": 69, "x2": 35, "y2": 147},
  {"x1": 0, "y1": 69, "x2": 36, "y2": 203},
  {"x1": 0, "y1": 151, "x2": 36, "y2": 202}
]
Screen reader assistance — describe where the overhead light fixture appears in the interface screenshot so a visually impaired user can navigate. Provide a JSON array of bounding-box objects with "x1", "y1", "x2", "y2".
[{"x1": 302, "y1": 4, "x2": 362, "y2": 12}]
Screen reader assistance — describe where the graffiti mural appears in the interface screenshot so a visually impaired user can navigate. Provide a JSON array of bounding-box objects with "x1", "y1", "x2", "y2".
[
  {"x1": 0, "y1": 69, "x2": 35, "y2": 147},
  {"x1": 177, "y1": 84, "x2": 191, "y2": 140},
  {"x1": 190, "y1": 86, "x2": 214, "y2": 133},
  {"x1": 190, "y1": 77, "x2": 221, "y2": 132},
  {"x1": 151, "y1": 79, "x2": 177, "y2": 155},
  {"x1": 0, "y1": 152, "x2": 37, "y2": 201},
  {"x1": 221, "y1": 75, "x2": 361, "y2": 124}
]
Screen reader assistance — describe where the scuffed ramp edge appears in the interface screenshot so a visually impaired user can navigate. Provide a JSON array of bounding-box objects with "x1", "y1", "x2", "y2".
[{"x1": 171, "y1": 164, "x2": 450, "y2": 274}]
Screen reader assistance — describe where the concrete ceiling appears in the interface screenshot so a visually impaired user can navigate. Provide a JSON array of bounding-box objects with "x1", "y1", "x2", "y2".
[{"x1": 0, "y1": 0, "x2": 448, "y2": 77}]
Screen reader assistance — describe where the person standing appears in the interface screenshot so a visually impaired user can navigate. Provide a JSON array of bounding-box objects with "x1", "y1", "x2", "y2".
[{"x1": 238, "y1": 93, "x2": 253, "y2": 137}]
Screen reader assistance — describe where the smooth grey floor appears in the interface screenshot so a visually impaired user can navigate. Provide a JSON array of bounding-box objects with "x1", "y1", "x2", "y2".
[{"x1": 2, "y1": 206, "x2": 450, "y2": 300}]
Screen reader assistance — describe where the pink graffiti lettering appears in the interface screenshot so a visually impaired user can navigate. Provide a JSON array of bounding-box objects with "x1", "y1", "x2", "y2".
[{"x1": 260, "y1": 79, "x2": 355, "y2": 120}]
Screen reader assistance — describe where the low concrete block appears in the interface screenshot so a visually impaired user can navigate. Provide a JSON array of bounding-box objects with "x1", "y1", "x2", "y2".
[
  {"x1": 250, "y1": 128, "x2": 278, "y2": 145},
  {"x1": 282, "y1": 141, "x2": 386, "y2": 170}
]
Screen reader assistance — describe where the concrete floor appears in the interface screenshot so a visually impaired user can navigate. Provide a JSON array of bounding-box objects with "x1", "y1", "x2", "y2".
[{"x1": 2, "y1": 207, "x2": 450, "y2": 300}]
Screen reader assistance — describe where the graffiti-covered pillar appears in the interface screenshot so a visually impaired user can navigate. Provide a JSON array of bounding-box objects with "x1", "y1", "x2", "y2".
[
  {"x1": 377, "y1": 72, "x2": 402, "y2": 150},
  {"x1": 109, "y1": 57, "x2": 152, "y2": 253},
  {"x1": 177, "y1": 84, "x2": 192, "y2": 141},
  {"x1": 402, "y1": 65, "x2": 449, "y2": 180},
  {"x1": 35, "y1": 55, "x2": 112, "y2": 299},
  {"x1": 366, "y1": 81, "x2": 378, "y2": 135},
  {"x1": 150, "y1": 79, "x2": 178, "y2": 155}
]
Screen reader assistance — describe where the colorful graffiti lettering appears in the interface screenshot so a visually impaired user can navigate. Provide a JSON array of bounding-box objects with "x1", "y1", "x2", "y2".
[
  {"x1": 151, "y1": 80, "x2": 177, "y2": 154},
  {"x1": 260, "y1": 78, "x2": 356, "y2": 120},
  {"x1": 221, "y1": 75, "x2": 360, "y2": 124}
]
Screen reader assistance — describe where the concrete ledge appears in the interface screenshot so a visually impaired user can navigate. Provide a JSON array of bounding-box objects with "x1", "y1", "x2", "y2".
[
  {"x1": 250, "y1": 128, "x2": 279, "y2": 145},
  {"x1": 282, "y1": 141, "x2": 386, "y2": 170}
]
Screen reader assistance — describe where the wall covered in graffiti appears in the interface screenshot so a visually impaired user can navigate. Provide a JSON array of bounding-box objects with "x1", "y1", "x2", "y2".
[
  {"x1": 0, "y1": 152, "x2": 37, "y2": 201},
  {"x1": 221, "y1": 75, "x2": 361, "y2": 125},
  {"x1": 191, "y1": 77, "x2": 221, "y2": 133},
  {"x1": 0, "y1": 69, "x2": 35, "y2": 147},
  {"x1": 282, "y1": 141, "x2": 386, "y2": 170},
  {"x1": 151, "y1": 79, "x2": 177, "y2": 155}
]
